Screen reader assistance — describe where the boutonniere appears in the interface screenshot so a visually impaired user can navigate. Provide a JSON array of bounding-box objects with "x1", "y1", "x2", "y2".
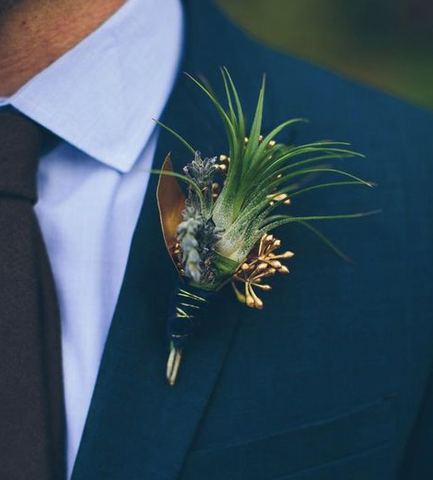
[{"x1": 155, "y1": 68, "x2": 376, "y2": 385}]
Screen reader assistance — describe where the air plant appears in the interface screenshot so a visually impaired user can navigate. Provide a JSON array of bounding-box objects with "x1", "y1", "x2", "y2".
[{"x1": 155, "y1": 68, "x2": 375, "y2": 385}]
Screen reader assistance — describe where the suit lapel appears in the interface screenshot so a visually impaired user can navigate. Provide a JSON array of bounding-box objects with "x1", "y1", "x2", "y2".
[{"x1": 70, "y1": 2, "x2": 246, "y2": 479}]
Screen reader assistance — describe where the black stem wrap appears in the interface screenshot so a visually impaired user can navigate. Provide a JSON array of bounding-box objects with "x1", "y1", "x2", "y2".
[{"x1": 167, "y1": 282, "x2": 216, "y2": 350}]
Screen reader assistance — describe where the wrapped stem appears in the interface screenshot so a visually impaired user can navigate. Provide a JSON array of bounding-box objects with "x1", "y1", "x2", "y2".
[{"x1": 166, "y1": 283, "x2": 215, "y2": 385}]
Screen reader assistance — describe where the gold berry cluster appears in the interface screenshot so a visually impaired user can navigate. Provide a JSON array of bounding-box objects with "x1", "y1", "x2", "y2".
[{"x1": 232, "y1": 233, "x2": 294, "y2": 309}]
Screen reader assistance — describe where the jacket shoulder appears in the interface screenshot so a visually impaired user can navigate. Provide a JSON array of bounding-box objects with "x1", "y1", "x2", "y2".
[{"x1": 191, "y1": 0, "x2": 433, "y2": 136}]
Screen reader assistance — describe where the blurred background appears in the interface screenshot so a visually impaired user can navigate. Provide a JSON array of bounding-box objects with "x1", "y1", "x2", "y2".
[{"x1": 216, "y1": 0, "x2": 433, "y2": 110}]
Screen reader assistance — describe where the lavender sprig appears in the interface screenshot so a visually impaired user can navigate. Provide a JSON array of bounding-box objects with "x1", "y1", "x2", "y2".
[{"x1": 183, "y1": 151, "x2": 218, "y2": 218}]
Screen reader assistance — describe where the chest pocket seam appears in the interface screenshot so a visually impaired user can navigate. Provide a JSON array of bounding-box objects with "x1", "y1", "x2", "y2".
[{"x1": 181, "y1": 393, "x2": 398, "y2": 480}]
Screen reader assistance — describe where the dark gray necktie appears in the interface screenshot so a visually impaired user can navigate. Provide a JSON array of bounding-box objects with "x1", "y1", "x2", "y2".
[{"x1": 0, "y1": 110, "x2": 66, "y2": 480}]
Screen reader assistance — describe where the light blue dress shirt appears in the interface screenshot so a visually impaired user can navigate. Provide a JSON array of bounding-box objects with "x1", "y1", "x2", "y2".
[{"x1": 0, "y1": 0, "x2": 183, "y2": 476}]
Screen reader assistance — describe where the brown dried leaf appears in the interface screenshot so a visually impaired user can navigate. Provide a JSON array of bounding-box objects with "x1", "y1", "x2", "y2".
[{"x1": 156, "y1": 154, "x2": 186, "y2": 273}]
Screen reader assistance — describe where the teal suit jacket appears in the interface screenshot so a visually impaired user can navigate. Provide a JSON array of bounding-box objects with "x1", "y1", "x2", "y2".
[{"x1": 71, "y1": 1, "x2": 433, "y2": 479}]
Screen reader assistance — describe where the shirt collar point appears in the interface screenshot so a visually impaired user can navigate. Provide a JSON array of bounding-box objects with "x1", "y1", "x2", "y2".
[{"x1": 79, "y1": 144, "x2": 140, "y2": 173}]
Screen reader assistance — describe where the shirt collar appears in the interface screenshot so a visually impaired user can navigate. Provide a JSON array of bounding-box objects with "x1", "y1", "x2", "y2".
[{"x1": 5, "y1": 0, "x2": 183, "y2": 173}]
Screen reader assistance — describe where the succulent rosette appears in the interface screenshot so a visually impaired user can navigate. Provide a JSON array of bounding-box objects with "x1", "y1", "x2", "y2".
[{"x1": 155, "y1": 68, "x2": 375, "y2": 385}]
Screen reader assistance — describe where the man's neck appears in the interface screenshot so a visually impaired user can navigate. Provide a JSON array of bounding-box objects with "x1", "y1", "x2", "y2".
[{"x1": 0, "y1": 0, "x2": 127, "y2": 97}]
